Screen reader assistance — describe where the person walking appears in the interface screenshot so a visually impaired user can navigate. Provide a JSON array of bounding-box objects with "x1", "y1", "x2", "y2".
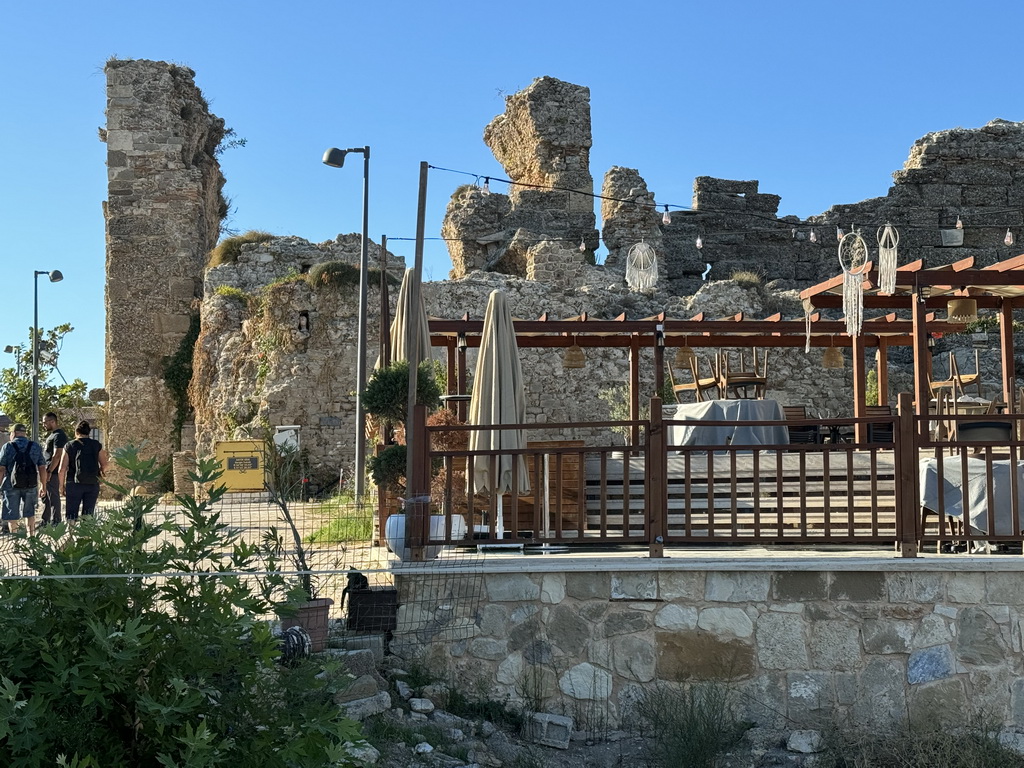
[
  {"x1": 59, "y1": 421, "x2": 108, "y2": 522},
  {"x1": 0, "y1": 423, "x2": 47, "y2": 536},
  {"x1": 41, "y1": 412, "x2": 68, "y2": 527}
]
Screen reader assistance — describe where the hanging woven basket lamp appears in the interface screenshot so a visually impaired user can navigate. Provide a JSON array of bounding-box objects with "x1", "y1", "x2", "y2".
[
  {"x1": 563, "y1": 337, "x2": 586, "y2": 369},
  {"x1": 822, "y1": 337, "x2": 844, "y2": 369},
  {"x1": 947, "y1": 297, "x2": 978, "y2": 324},
  {"x1": 674, "y1": 339, "x2": 696, "y2": 368}
]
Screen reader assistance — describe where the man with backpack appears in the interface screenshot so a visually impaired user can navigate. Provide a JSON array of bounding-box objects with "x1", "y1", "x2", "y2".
[
  {"x1": 59, "y1": 420, "x2": 108, "y2": 522},
  {"x1": 0, "y1": 423, "x2": 47, "y2": 536}
]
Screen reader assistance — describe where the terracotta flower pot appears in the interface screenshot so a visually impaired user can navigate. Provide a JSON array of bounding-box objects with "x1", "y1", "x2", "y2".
[{"x1": 280, "y1": 597, "x2": 334, "y2": 652}]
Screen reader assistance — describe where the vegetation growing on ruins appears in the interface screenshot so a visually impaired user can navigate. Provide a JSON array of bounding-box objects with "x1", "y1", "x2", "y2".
[
  {"x1": 207, "y1": 229, "x2": 274, "y2": 267},
  {"x1": 0, "y1": 324, "x2": 89, "y2": 426},
  {"x1": 213, "y1": 283, "x2": 250, "y2": 303},
  {"x1": 162, "y1": 313, "x2": 200, "y2": 450}
]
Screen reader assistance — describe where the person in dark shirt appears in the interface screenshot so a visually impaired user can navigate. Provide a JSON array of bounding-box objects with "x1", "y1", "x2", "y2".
[
  {"x1": 41, "y1": 412, "x2": 68, "y2": 527},
  {"x1": 59, "y1": 421, "x2": 109, "y2": 522}
]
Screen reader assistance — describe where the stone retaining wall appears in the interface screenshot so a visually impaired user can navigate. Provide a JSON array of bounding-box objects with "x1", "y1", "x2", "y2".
[{"x1": 391, "y1": 560, "x2": 1024, "y2": 731}]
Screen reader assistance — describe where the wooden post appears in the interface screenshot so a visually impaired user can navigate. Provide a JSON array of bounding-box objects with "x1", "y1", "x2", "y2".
[
  {"x1": 895, "y1": 391, "x2": 919, "y2": 558},
  {"x1": 407, "y1": 403, "x2": 431, "y2": 561},
  {"x1": 912, "y1": 286, "x2": 931, "y2": 431},
  {"x1": 852, "y1": 333, "x2": 868, "y2": 443},
  {"x1": 647, "y1": 396, "x2": 666, "y2": 558},
  {"x1": 630, "y1": 335, "x2": 641, "y2": 449},
  {"x1": 876, "y1": 337, "x2": 889, "y2": 406},
  {"x1": 1001, "y1": 298, "x2": 1016, "y2": 409}
]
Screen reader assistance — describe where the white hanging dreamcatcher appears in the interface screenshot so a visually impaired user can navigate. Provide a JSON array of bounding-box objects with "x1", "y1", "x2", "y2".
[
  {"x1": 838, "y1": 231, "x2": 870, "y2": 335},
  {"x1": 876, "y1": 222, "x2": 899, "y2": 294},
  {"x1": 625, "y1": 241, "x2": 658, "y2": 293}
]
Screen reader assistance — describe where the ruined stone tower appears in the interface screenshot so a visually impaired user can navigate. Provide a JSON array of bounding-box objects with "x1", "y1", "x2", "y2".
[{"x1": 103, "y1": 59, "x2": 226, "y2": 477}]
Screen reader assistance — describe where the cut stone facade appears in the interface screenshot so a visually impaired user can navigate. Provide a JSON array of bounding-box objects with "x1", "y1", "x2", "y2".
[
  {"x1": 391, "y1": 562, "x2": 1024, "y2": 731},
  {"x1": 103, "y1": 59, "x2": 226, "y2": 480}
]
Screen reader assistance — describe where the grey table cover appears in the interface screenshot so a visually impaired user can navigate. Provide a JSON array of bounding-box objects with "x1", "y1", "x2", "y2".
[
  {"x1": 919, "y1": 456, "x2": 1024, "y2": 535},
  {"x1": 665, "y1": 399, "x2": 789, "y2": 447}
]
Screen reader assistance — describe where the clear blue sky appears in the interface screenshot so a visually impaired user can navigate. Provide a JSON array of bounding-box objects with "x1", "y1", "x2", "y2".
[{"x1": 3, "y1": 0, "x2": 1023, "y2": 394}]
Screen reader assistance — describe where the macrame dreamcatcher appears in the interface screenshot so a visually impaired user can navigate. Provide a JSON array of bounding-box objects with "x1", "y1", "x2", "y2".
[
  {"x1": 876, "y1": 222, "x2": 899, "y2": 294},
  {"x1": 625, "y1": 241, "x2": 658, "y2": 293},
  {"x1": 838, "y1": 231, "x2": 870, "y2": 335}
]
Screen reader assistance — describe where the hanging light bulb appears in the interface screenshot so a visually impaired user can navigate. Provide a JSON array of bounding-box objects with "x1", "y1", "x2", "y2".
[
  {"x1": 836, "y1": 226, "x2": 845, "y2": 240},
  {"x1": 481, "y1": 177, "x2": 490, "y2": 196},
  {"x1": 578, "y1": 236, "x2": 586, "y2": 253},
  {"x1": 791, "y1": 227, "x2": 797, "y2": 239},
  {"x1": 695, "y1": 236, "x2": 703, "y2": 250},
  {"x1": 1006, "y1": 228, "x2": 1015, "y2": 246},
  {"x1": 662, "y1": 205, "x2": 671, "y2": 225},
  {"x1": 955, "y1": 215, "x2": 963, "y2": 230},
  {"x1": 809, "y1": 229, "x2": 818, "y2": 243}
]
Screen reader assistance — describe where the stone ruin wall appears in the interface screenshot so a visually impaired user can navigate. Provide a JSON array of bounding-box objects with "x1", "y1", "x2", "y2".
[
  {"x1": 103, "y1": 65, "x2": 1021, "y2": 483},
  {"x1": 102, "y1": 59, "x2": 226, "y2": 481}
]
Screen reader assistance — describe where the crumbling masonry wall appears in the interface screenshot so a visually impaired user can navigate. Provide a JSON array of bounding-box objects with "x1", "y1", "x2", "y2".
[{"x1": 103, "y1": 60, "x2": 226, "y2": 478}]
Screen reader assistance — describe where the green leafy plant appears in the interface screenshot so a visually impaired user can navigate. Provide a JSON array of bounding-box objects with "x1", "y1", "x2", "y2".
[
  {"x1": 263, "y1": 441, "x2": 322, "y2": 602},
  {"x1": 362, "y1": 360, "x2": 442, "y2": 427},
  {"x1": 213, "y1": 284, "x2": 250, "y2": 303},
  {"x1": 162, "y1": 313, "x2": 201, "y2": 450},
  {"x1": 0, "y1": 445, "x2": 362, "y2": 766},
  {"x1": 866, "y1": 369, "x2": 879, "y2": 407},
  {"x1": 368, "y1": 443, "x2": 407, "y2": 492},
  {"x1": 0, "y1": 324, "x2": 90, "y2": 426}
]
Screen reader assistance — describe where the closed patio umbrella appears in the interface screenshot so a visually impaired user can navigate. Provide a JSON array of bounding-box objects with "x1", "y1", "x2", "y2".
[
  {"x1": 377, "y1": 268, "x2": 431, "y2": 368},
  {"x1": 468, "y1": 290, "x2": 530, "y2": 538}
]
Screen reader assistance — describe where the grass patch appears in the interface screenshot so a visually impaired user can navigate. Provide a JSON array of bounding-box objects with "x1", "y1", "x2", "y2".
[
  {"x1": 208, "y1": 230, "x2": 274, "y2": 267},
  {"x1": 730, "y1": 269, "x2": 763, "y2": 287},
  {"x1": 307, "y1": 495, "x2": 373, "y2": 544},
  {"x1": 820, "y1": 719, "x2": 1024, "y2": 768},
  {"x1": 214, "y1": 284, "x2": 250, "y2": 302},
  {"x1": 635, "y1": 681, "x2": 750, "y2": 768}
]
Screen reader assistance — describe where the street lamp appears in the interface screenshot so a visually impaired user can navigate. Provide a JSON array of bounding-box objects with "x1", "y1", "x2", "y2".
[
  {"x1": 322, "y1": 146, "x2": 370, "y2": 503},
  {"x1": 33, "y1": 269, "x2": 63, "y2": 443},
  {"x1": 3, "y1": 345, "x2": 24, "y2": 378}
]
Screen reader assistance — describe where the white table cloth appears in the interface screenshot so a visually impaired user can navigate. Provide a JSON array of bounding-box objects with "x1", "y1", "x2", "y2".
[
  {"x1": 919, "y1": 456, "x2": 1024, "y2": 535},
  {"x1": 665, "y1": 399, "x2": 789, "y2": 448}
]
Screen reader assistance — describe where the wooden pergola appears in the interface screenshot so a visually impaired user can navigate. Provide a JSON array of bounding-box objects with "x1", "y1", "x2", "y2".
[
  {"x1": 426, "y1": 306, "x2": 968, "y2": 442},
  {"x1": 801, "y1": 253, "x2": 1024, "y2": 439}
]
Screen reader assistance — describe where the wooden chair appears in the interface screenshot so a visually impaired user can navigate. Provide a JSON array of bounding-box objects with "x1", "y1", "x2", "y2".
[
  {"x1": 783, "y1": 405, "x2": 820, "y2": 444},
  {"x1": 716, "y1": 349, "x2": 769, "y2": 399},
  {"x1": 951, "y1": 350, "x2": 983, "y2": 399},
  {"x1": 865, "y1": 405, "x2": 894, "y2": 444},
  {"x1": 514, "y1": 440, "x2": 584, "y2": 537},
  {"x1": 667, "y1": 355, "x2": 719, "y2": 403}
]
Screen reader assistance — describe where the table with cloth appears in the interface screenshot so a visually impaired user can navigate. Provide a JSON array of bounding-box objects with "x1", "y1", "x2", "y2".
[
  {"x1": 919, "y1": 456, "x2": 1024, "y2": 536},
  {"x1": 665, "y1": 399, "x2": 789, "y2": 447}
]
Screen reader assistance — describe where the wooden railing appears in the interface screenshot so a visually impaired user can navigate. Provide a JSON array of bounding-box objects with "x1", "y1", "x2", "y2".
[{"x1": 402, "y1": 392, "x2": 1024, "y2": 558}]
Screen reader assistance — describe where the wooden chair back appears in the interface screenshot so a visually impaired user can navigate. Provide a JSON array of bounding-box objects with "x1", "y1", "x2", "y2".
[
  {"x1": 783, "y1": 405, "x2": 819, "y2": 444},
  {"x1": 865, "y1": 404, "x2": 894, "y2": 444}
]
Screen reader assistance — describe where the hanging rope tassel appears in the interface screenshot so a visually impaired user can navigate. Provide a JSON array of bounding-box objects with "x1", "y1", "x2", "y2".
[
  {"x1": 625, "y1": 241, "x2": 658, "y2": 293},
  {"x1": 839, "y1": 231, "x2": 869, "y2": 336},
  {"x1": 876, "y1": 222, "x2": 899, "y2": 294},
  {"x1": 802, "y1": 298, "x2": 815, "y2": 353}
]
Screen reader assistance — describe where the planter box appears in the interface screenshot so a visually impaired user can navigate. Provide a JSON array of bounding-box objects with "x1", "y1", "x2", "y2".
[{"x1": 346, "y1": 588, "x2": 398, "y2": 633}]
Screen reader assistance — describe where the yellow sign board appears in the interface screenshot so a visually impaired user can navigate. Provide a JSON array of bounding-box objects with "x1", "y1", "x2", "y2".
[{"x1": 214, "y1": 440, "x2": 268, "y2": 492}]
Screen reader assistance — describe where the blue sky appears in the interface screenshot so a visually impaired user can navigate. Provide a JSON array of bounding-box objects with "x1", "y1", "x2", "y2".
[{"x1": 3, "y1": 0, "x2": 1023, "y2": 393}]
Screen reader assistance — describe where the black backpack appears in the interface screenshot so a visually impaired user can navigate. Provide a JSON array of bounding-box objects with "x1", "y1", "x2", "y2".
[
  {"x1": 72, "y1": 439, "x2": 101, "y2": 485},
  {"x1": 11, "y1": 442, "x2": 38, "y2": 489}
]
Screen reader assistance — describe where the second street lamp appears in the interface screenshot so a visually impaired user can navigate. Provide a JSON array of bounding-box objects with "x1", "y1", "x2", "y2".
[
  {"x1": 32, "y1": 269, "x2": 63, "y2": 443},
  {"x1": 322, "y1": 146, "x2": 370, "y2": 503}
]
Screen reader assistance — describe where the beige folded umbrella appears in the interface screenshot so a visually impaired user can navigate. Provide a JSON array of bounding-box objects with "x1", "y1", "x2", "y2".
[{"x1": 377, "y1": 268, "x2": 431, "y2": 368}]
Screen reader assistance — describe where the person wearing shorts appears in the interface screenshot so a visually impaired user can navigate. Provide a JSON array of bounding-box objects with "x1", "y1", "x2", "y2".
[{"x1": 0, "y1": 423, "x2": 47, "y2": 536}]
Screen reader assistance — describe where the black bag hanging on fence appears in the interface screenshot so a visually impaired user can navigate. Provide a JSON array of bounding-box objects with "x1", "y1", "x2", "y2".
[{"x1": 10, "y1": 442, "x2": 38, "y2": 489}]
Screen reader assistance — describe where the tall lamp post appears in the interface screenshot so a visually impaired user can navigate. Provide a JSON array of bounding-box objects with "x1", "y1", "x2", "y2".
[
  {"x1": 322, "y1": 146, "x2": 370, "y2": 503},
  {"x1": 3, "y1": 345, "x2": 25, "y2": 378},
  {"x1": 32, "y1": 270, "x2": 63, "y2": 443}
]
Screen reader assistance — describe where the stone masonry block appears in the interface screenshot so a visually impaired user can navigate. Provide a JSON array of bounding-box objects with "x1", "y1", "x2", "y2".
[
  {"x1": 611, "y1": 572, "x2": 657, "y2": 600},
  {"x1": 565, "y1": 572, "x2": 609, "y2": 600},
  {"x1": 706, "y1": 571, "x2": 770, "y2": 602},
  {"x1": 831, "y1": 572, "x2": 886, "y2": 602},
  {"x1": 485, "y1": 573, "x2": 539, "y2": 602},
  {"x1": 773, "y1": 572, "x2": 828, "y2": 602},
  {"x1": 526, "y1": 712, "x2": 573, "y2": 749}
]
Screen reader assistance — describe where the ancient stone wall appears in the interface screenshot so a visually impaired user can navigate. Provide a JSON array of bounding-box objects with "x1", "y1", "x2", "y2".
[
  {"x1": 103, "y1": 59, "x2": 226, "y2": 479},
  {"x1": 393, "y1": 562, "x2": 1024, "y2": 733}
]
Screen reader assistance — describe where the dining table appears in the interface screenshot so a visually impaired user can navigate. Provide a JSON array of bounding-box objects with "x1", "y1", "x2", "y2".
[
  {"x1": 919, "y1": 456, "x2": 1024, "y2": 536},
  {"x1": 665, "y1": 398, "x2": 789, "y2": 448}
]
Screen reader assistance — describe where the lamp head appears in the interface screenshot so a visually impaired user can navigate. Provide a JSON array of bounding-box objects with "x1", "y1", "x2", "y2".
[
  {"x1": 3, "y1": 346, "x2": 14, "y2": 354},
  {"x1": 322, "y1": 148, "x2": 348, "y2": 168},
  {"x1": 49, "y1": 270, "x2": 63, "y2": 283}
]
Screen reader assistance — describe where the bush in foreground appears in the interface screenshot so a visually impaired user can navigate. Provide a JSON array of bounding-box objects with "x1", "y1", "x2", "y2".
[{"x1": 0, "y1": 447, "x2": 361, "y2": 767}]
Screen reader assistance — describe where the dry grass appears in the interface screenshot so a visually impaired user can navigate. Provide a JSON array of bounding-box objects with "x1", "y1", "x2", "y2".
[{"x1": 208, "y1": 230, "x2": 274, "y2": 267}]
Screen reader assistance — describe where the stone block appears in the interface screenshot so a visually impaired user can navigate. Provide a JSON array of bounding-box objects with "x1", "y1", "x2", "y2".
[
  {"x1": 476, "y1": 603, "x2": 509, "y2": 636},
  {"x1": 485, "y1": 573, "x2": 539, "y2": 602},
  {"x1": 611, "y1": 572, "x2": 657, "y2": 600},
  {"x1": 540, "y1": 573, "x2": 565, "y2": 603},
  {"x1": 334, "y1": 674, "x2": 383, "y2": 704},
  {"x1": 957, "y1": 608, "x2": 1006, "y2": 665},
  {"x1": 612, "y1": 635, "x2": 656, "y2": 682},
  {"x1": 773, "y1": 572, "x2": 828, "y2": 602},
  {"x1": 547, "y1": 604, "x2": 591, "y2": 655},
  {"x1": 911, "y1": 573, "x2": 943, "y2": 602},
  {"x1": 946, "y1": 577, "x2": 987, "y2": 606},
  {"x1": 986, "y1": 572, "x2": 1024, "y2": 605},
  {"x1": 755, "y1": 613, "x2": 808, "y2": 669},
  {"x1": 787, "y1": 672, "x2": 832, "y2": 724},
  {"x1": 852, "y1": 658, "x2": 907, "y2": 726},
  {"x1": 526, "y1": 712, "x2": 573, "y2": 749},
  {"x1": 862, "y1": 619, "x2": 914, "y2": 654},
  {"x1": 787, "y1": 730, "x2": 823, "y2": 754},
  {"x1": 907, "y1": 645, "x2": 954, "y2": 685},
  {"x1": 655, "y1": 603, "x2": 698, "y2": 630},
  {"x1": 565, "y1": 571, "x2": 609, "y2": 600},
  {"x1": 558, "y1": 662, "x2": 612, "y2": 700},
  {"x1": 603, "y1": 609, "x2": 652, "y2": 637},
  {"x1": 705, "y1": 571, "x2": 769, "y2": 602},
  {"x1": 909, "y1": 677, "x2": 967, "y2": 726},
  {"x1": 340, "y1": 690, "x2": 392, "y2": 720},
  {"x1": 656, "y1": 631, "x2": 755, "y2": 681},
  {"x1": 469, "y1": 637, "x2": 508, "y2": 660},
  {"x1": 912, "y1": 614, "x2": 953, "y2": 648},
  {"x1": 831, "y1": 572, "x2": 886, "y2": 602},
  {"x1": 410, "y1": 697, "x2": 435, "y2": 714},
  {"x1": 809, "y1": 620, "x2": 861, "y2": 671},
  {"x1": 698, "y1": 606, "x2": 754, "y2": 639},
  {"x1": 658, "y1": 571, "x2": 704, "y2": 600}
]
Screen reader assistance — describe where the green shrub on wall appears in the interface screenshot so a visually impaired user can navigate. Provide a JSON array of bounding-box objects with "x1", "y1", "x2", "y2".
[{"x1": 162, "y1": 313, "x2": 201, "y2": 450}]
